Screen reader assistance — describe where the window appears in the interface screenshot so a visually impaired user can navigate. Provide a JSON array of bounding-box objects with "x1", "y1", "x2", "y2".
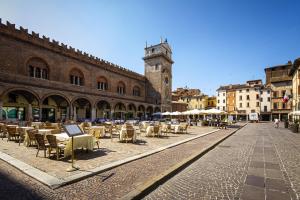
[
  {"x1": 267, "y1": 90, "x2": 270, "y2": 94},
  {"x1": 260, "y1": 98, "x2": 263, "y2": 102},
  {"x1": 239, "y1": 90, "x2": 242, "y2": 93},
  {"x1": 267, "y1": 97, "x2": 270, "y2": 102},
  {"x1": 164, "y1": 77, "x2": 169, "y2": 84},
  {"x1": 256, "y1": 94, "x2": 259, "y2": 100},
  {"x1": 133, "y1": 86, "x2": 141, "y2": 96},
  {"x1": 260, "y1": 90, "x2": 263, "y2": 94},
  {"x1": 273, "y1": 103, "x2": 278, "y2": 109},
  {"x1": 155, "y1": 64, "x2": 159, "y2": 70},
  {"x1": 256, "y1": 102, "x2": 260, "y2": 107},
  {"x1": 247, "y1": 102, "x2": 250, "y2": 107},
  {"x1": 282, "y1": 103, "x2": 286, "y2": 109},
  {"x1": 117, "y1": 82, "x2": 125, "y2": 95},
  {"x1": 218, "y1": 100, "x2": 220, "y2": 103},
  {"x1": 282, "y1": 91, "x2": 285, "y2": 97},
  {"x1": 239, "y1": 103, "x2": 242, "y2": 108},
  {"x1": 223, "y1": 106, "x2": 225, "y2": 110},
  {"x1": 217, "y1": 106, "x2": 219, "y2": 110},
  {"x1": 151, "y1": 48, "x2": 155, "y2": 53},
  {"x1": 239, "y1": 96, "x2": 242, "y2": 101},
  {"x1": 264, "y1": 106, "x2": 267, "y2": 112},
  {"x1": 273, "y1": 91, "x2": 277, "y2": 98},
  {"x1": 27, "y1": 58, "x2": 49, "y2": 80},
  {"x1": 247, "y1": 95, "x2": 250, "y2": 100},
  {"x1": 246, "y1": 89, "x2": 249, "y2": 92},
  {"x1": 223, "y1": 93, "x2": 225, "y2": 96},
  {"x1": 97, "y1": 77, "x2": 108, "y2": 91},
  {"x1": 70, "y1": 68, "x2": 84, "y2": 86},
  {"x1": 223, "y1": 99, "x2": 225, "y2": 103}
]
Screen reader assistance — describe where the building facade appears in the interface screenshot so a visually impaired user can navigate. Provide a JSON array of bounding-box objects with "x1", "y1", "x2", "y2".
[
  {"x1": 0, "y1": 20, "x2": 172, "y2": 122},
  {"x1": 265, "y1": 62, "x2": 292, "y2": 121},
  {"x1": 216, "y1": 89, "x2": 227, "y2": 111},
  {"x1": 207, "y1": 96, "x2": 216, "y2": 109}
]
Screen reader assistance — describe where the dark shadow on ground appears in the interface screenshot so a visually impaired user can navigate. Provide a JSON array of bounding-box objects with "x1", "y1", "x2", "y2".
[{"x1": 0, "y1": 170, "x2": 44, "y2": 200}]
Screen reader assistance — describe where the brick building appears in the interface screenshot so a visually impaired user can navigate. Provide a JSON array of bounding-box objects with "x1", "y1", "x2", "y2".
[{"x1": 0, "y1": 20, "x2": 173, "y2": 122}]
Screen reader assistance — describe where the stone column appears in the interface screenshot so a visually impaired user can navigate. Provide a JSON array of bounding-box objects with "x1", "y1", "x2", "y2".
[
  {"x1": 27, "y1": 104, "x2": 32, "y2": 121},
  {"x1": 66, "y1": 106, "x2": 70, "y2": 120},
  {"x1": 39, "y1": 106, "x2": 43, "y2": 121},
  {"x1": 73, "y1": 106, "x2": 77, "y2": 121},
  {"x1": 91, "y1": 107, "x2": 96, "y2": 122},
  {"x1": 0, "y1": 100, "x2": 3, "y2": 121}
]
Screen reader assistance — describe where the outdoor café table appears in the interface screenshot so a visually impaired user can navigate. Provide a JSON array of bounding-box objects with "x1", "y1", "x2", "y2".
[
  {"x1": 19, "y1": 126, "x2": 34, "y2": 146},
  {"x1": 6, "y1": 124, "x2": 18, "y2": 127},
  {"x1": 119, "y1": 127, "x2": 136, "y2": 142},
  {"x1": 55, "y1": 132, "x2": 96, "y2": 157},
  {"x1": 31, "y1": 122, "x2": 43, "y2": 128},
  {"x1": 88, "y1": 126, "x2": 105, "y2": 137}
]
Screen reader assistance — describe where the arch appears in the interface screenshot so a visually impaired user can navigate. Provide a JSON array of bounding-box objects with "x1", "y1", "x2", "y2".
[
  {"x1": 41, "y1": 94, "x2": 70, "y2": 122},
  {"x1": 69, "y1": 68, "x2": 84, "y2": 86},
  {"x1": 114, "y1": 102, "x2": 126, "y2": 112},
  {"x1": 1, "y1": 87, "x2": 40, "y2": 102},
  {"x1": 127, "y1": 103, "x2": 136, "y2": 112},
  {"x1": 41, "y1": 92, "x2": 71, "y2": 106},
  {"x1": 72, "y1": 97, "x2": 92, "y2": 121},
  {"x1": 117, "y1": 81, "x2": 126, "y2": 95},
  {"x1": 146, "y1": 106, "x2": 153, "y2": 115},
  {"x1": 137, "y1": 105, "x2": 145, "y2": 112},
  {"x1": 154, "y1": 107, "x2": 161, "y2": 113},
  {"x1": 137, "y1": 105, "x2": 146, "y2": 120},
  {"x1": 132, "y1": 85, "x2": 141, "y2": 96},
  {"x1": 97, "y1": 76, "x2": 109, "y2": 91},
  {"x1": 26, "y1": 57, "x2": 49, "y2": 80},
  {"x1": 1, "y1": 89, "x2": 40, "y2": 121},
  {"x1": 95, "y1": 100, "x2": 111, "y2": 119}
]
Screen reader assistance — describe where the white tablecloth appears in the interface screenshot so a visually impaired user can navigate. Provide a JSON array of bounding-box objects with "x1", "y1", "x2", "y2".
[
  {"x1": 56, "y1": 133, "x2": 95, "y2": 157},
  {"x1": 119, "y1": 128, "x2": 136, "y2": 142},
  {"x1": 171, "y1": 125, "x2": 181, "y2": 133}
]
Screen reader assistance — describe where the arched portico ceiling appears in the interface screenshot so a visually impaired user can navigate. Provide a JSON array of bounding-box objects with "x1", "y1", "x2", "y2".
[
  {"x1": 42, "y1": 94, "x2": 69, "y2": 106},
  {"x1": 127, "y1": 103, "x2": 136, "y2": 112},
  {"x1": 146, "y1": 106, "x2": 153, "y2": 113},
  {"x1": 114, "y1": 102, "x2": 126, "y2": 111},
  {"x1": 138, "y1": 105, "x2": 145, "y2": 112},
  {"x1": 4, "y1": 89, "x2": 39, "y2": 105},
  {"x1": 72, "y1": 97, "x2": 91, "y2": 107},
  {"x1": 97, "y1": 100, "x2": 111, "y2": 110},
  {"x1": 154, "y1": 107, "x2": 161, "y2": 113}
]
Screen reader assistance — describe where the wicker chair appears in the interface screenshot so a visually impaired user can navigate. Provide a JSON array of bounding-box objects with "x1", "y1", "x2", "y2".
[
  {"x1": 180, "y1": 123, "x2": 188, "y2": 134},
  {"x1": 125, "y1": 128, "x2": 135, "y2": 143},
  {"x1": 7, "y1": 126, "x2": 19, "y2": 142},
  {"x1": 46, "y1": 135, "x2": 65, "y2": 160},
  {"x1": 35, "y1": 134, "x2": 49, "y2": 158},
  {"x1": 153, "y1": 125, "x2": 160, "y2": 137},
  {"x1": 27, "y1": 129, "x2": 38, "y2": 146}
]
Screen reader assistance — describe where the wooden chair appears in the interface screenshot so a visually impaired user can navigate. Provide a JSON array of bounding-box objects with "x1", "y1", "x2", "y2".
[
  {"x1": 153, "y1": 125, "x2": 160, "y2": 137},
  {"x1": 35, "y1": 134, "x2": 49, "y2": 158},
  {"x1": 0, "y1": 125, "x2": 6, "y2": 140},
  {"x1": 17, "y1": 127, "x2": 25, "y2": 146},
  {"x1": 125, "y1": 128, "x2": 135, "y2": 143},
  {"x1": 46, "y1": 135, "x2": 65, "y2": 160},
  {"x1": 27, "y1": 129, "x2": 38, "y2": 146},
  {"x1": 7, "y1": 126, "x2": 19, "y2": 142}
]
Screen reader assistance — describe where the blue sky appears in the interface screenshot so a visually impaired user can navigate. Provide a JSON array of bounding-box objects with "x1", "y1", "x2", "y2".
[{"x1": 1, "y1": 0, "x2": 300, "y2": 95}]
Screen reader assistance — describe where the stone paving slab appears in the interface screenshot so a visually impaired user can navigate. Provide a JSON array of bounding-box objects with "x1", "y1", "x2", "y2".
[
  {"x1": 143, "y1": 123, "x2": 299, "y2": 200},
  {"x1": 0, "y1": 125, "x2": 241, "y2": 199}
]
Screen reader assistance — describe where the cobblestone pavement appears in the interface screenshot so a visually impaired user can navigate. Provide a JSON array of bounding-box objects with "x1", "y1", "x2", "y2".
[
  {"x1": 144, "y1": 123, "x2": 300, "y2": 200},
  {"x1": 0, "y1": 126, "x2": 215, "y2": 179},
  {"x1": 0, "y1": 126, "x2": 240, "y2": 200}
]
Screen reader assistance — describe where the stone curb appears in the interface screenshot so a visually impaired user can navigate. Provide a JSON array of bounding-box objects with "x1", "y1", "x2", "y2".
[
  {"x1": 0, "y1": 128, "x2": 219, "y2": 189},
  {"x1": 121, "y1": 123, "x2": 248, "y2": 200}
]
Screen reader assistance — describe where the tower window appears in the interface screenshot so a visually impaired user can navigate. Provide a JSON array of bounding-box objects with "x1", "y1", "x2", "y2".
[
  {"x1": 164, "y1": 77, "x2": 169, "y2": 84},
  {"x1": 152, "y1": 48, "x2": 155, "y2": 53}
]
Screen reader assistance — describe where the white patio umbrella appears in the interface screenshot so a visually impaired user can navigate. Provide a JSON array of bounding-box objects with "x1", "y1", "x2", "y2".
[
  {"x1": 205, "y1": 108, "x2": 226, "y2": 114},
  {"x1": 161, "y1": 111, "x2": 171, "y2": 116},
  {"x1": 288, "y1": 111, "x2": 300, "y2": 116},
  {"x1": 152, "y1": 112, "x2": 162, "y2": 115},
  {"x1": 170, "y1": 111, "x2": 182, "y2": 116},
  {"x1": 182, "y1": 110, "x2": 192, "y2": 115}
]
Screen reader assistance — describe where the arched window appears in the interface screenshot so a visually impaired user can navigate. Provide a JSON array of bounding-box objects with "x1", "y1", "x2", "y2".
[
  {"x1": 164, "y1": 77, "x2": 169, "y2": 84},
  {"x1": 27, "y1": 57, "x2": 49, "y2": 80},
  {"x1": 117, "y1": 81, "x2": 125, "y2": 95},
  {"x1": 133, "y1": 86, "x2": 141, "y2": 96},
  {"x1": 70, "y1": 68, "x2": 84, "y2": 86},
  {"x1": 97, "y1": 76, "x2": 108, "y2": 91}
]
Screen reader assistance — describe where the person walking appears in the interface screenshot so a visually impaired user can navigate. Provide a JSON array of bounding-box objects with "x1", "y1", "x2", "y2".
[{"x1": 274, "y1": 118, "x2": 279, "y2": 128}]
